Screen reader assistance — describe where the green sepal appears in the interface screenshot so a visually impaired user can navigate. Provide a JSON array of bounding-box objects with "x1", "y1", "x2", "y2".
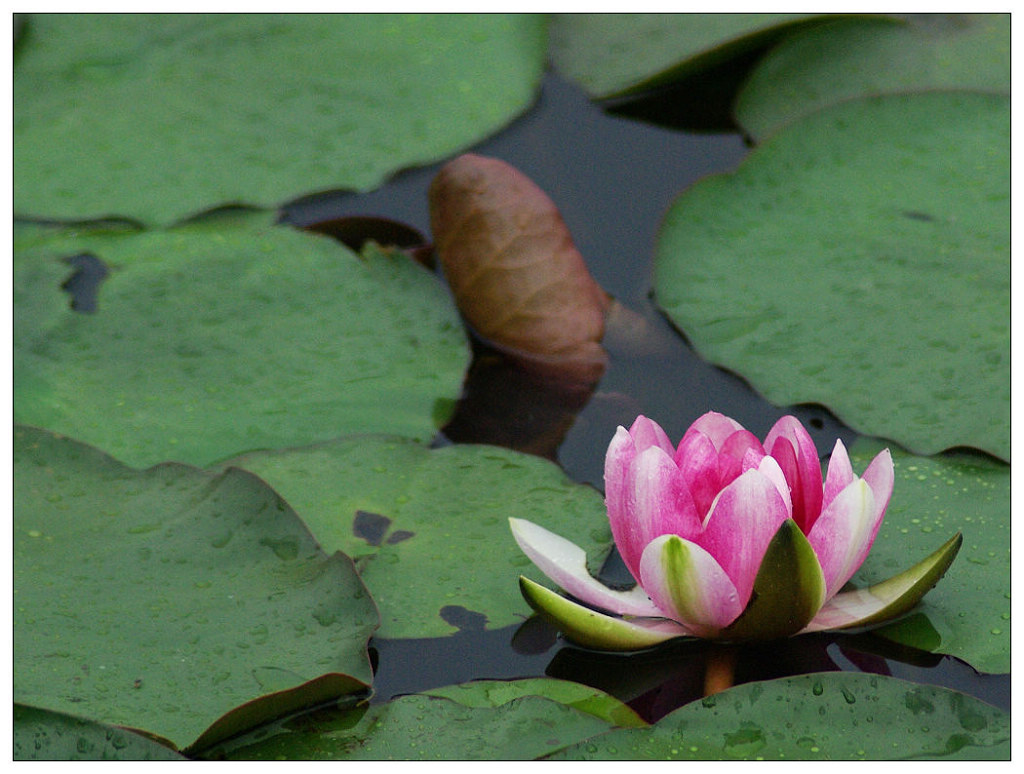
[
  {"x1": 720, "y1": 519, "x2": 827, "y2": 641},
  {"x1": 517, "y1": 576, "x2": 688, "y2": 652},
  {"x1": 803, "y1": 532, "x2": 963, "y2": 633}
]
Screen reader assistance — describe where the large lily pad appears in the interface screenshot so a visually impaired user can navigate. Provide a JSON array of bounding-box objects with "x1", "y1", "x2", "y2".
[
  {"x1": 221, "y1": 436, "x2": 613, "y2": 639},
  {"x1": 209, "y1": 688, "x2": 618, "y2": 760},
  {"x1": 13, "y1": 425, "x2": 378, "y2": 751},
  {"x1": 423, "y1": 677, "x2": 647, "y2": 728},
  {"x1": 14, "y1": 216, "x2": 469, "y2": 468},
  {"x1": 548, "y1": 13, "x2": 830, "y2": 98},
  {"x1": 654, "y1": 91, "x2": 1009, "y2": 460},
  {"x1": 735, "y1": 14, "x2": 1010, "y2": 141},
  {"x1": 14, "y1": 704, "x2": 186, "y2": 761},
  {"x1": 846, "y1": 440, "x2": 1009, "y2": 674},
  {"x1": 549, "y1": 673, "x2": 1009, "y2": 760},
  {"x1": 14, "y1": 14, "x2": 547, "y2": 224}
]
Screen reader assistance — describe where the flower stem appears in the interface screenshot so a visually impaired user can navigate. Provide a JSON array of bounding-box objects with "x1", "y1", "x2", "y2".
[{"x1": 704, "y1": 646, "x2": 737, "y2": 696}]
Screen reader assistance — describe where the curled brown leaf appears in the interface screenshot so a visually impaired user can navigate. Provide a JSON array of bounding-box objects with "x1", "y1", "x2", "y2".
[{"x1": 429, "y1": 153, "x2": 610, "y2": 384}]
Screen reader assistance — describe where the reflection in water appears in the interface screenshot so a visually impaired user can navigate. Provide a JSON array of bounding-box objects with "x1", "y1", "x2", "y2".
[{"x1": 369, "y1": 615, "x2": 1009, "y2": 720}]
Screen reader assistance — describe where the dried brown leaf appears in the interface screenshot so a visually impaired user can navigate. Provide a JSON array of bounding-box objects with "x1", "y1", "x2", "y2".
[{"x1": 429, "y1": 154, "x2": 609, "y2": 383}]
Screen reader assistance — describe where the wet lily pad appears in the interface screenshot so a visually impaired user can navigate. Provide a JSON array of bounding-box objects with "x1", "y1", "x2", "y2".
[
  {"x1": 422, "y1": 677, "x2": 647, "y2": 728},
  {"x1": 14, "y1": 704, "x2": 186, "y2": 761},
  {"x1": 14, "y1": 425, "x2": 377, "y2": 752},
  {"x1": 847, "y1": 440, "x2": 1009, "y2": 674},
  {"x1": 736, "y1": 14, "x2": 1010, "y2": 141},
  {"x1": 209, "y1": 689, "x2": 617, "y2": 760},
  {"x1": 549, "y1": 13, "x2": 830, "y2": 98},
  {"x1": 14, "y1": 215, "x2": 469, "y2": 468},
  {"x1": 550, "y1": 673, "x2": 1010, "y2": 760},
  {"x1": 14, "y1": 13, "x2": 547, "y2": 224},
  {"x1": 654, "y1": 91, "x2": 1009, "y2": 460},
  {"x1": 221, "y1": 436, "x2": 613, "y2": 639}
]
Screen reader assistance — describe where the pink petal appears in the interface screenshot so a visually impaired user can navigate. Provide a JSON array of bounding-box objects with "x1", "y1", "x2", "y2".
[
  {"x1": 696, "y1": 468, "x2": 791, "y2": 605},
  {"x1": 509, "y1": 518, "x2": 663, "y2": 617},
  {"x1": 764, "y1": 415, "x2": 823, "y2": 533},
  {"x1": 806, "y1": 479, "x2": 878, "y2": 599},
  {"x1": 674, "y1": 427, "x2": 721, "y2": 518},
  {"x1": 718, "y1": 429, "x2": 765, "y2": 485},
  {"x1": 686, "y1": 411, "x2": 745, "y2": 450},
  {"x1": 610, "y1": 446, "x2": 701, "y2": 581},
  {"x1": 604, "y1": 425, "x2": 637, "y2": 556},
  {"x1": 756, "y1": 454, "x2": 793, "y2": 517},
  {"x1": 639, "y1": 534, "x2": 743, "y2": 637},
  {"x1": 627, "y1": 415, "x2": 675, "y2": 454},
  {"x1": 862, "y1": 448, "x2": 895, "y2": 527},
  {"x1": 822, "y1": 439, "x2": 855, "y2": 511}
]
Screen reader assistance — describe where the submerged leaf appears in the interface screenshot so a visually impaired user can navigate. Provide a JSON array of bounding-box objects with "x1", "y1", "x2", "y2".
[{"x1": 429, "y1": 153, "x2": 610, "y2": 383}]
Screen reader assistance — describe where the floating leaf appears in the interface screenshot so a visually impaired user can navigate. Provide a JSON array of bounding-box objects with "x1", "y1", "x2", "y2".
[
  {"x1": 14, "y1": 704, "x2": 185, "y2": 761},
  {"x1": 429, "y1": 153, "x2": 609, "y2": 383},
  {"x1": 548, "y1": 13, "x2": 832, "y2": 98},
  {"x1": 14, "y1": 14, "x2": 548, "y2": 224},
  {"x1": 550, "y1": 673, "x2": 1010, "y2": 760},
  {"x1": 14, "y1": 426, "x2": 377, "y2": 752},
  {"x1": 209, "y1": 690, "x2": 617, "y2": 760},
  {"x1": 221, "y1": 435, "x2": 613, "y2": 639},
  {"x1": 736, "y1": 14, "x2": 1010, "y2": 141},
  {"x1": 654, "y1": 91, "x2": 1009, "y2": 460},
  {"x1": 846, "y1": 440, "x2": 1009, "y2": 674},
  {"x1": 422, "y1": 677, "x2": 648, "y2": 728},
  {"x1": 14, "y1": 215, "x2": 469, "y2": 468}
]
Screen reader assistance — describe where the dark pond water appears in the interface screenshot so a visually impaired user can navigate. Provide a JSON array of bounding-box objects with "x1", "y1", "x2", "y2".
[{"x1": 281, "y1": 71, "x2": 1009, "y2": 719}]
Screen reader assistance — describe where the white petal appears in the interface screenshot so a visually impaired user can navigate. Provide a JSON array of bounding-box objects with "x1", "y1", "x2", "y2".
[{"x1": 509, "y1": 518, "x2": 662, "y2": 617}]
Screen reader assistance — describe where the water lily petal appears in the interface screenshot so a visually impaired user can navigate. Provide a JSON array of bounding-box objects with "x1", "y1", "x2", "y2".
[
  {"x1": 627, "y1": 414, "x2": 675, "y2": 455},
  {"x1": 822, "y1": 439, "x2": 855, "y2": 510},
  {"x1": 698, "y1": 468, "x2": 791, "y2": 605},
  {"x1": 861, "y1": 447, "x2": 895, "y2": 527},
  {"x1": 807, "y1": 479, "x2": 878, "y2": 600},
  {"x1": 756, "y1": 454, "x2": 793, "y2": 517},
  {"x1": 803, "y1": 532, "x2": 962, "y2": 633},
  {"x1": 519, "y1": 576, "x2": 691, "y2": 651},
  {"x1": 612, "y1": 445, "x2": 701, "y2": 581},
  {"x1": 764, "y1": 415, "x2": 823, "y2": 532},
  {"x1": 718, "y1": 429, "x2": 765, "y2": 484},
  {"x1": 509, "y1": 518, "x2": 662, "y2": 617},
  {"x1": 674, "y1": 427, "x2": 721, "y2": 518},
  {"x1": 686, "y1": 411, "x2": 745, "y2": 449},
  {"x1": 720, "y1": 519, "x2": 827, "y2": 641},
  {"x1": 638, "y1": 534, "x2": 743, "y2": 637}
]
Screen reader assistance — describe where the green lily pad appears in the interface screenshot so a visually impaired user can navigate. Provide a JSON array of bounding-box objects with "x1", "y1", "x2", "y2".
[
  {"x1": 14, "y1": 704, "x2": 186, "y2": 761},
  {"x1": 846, "y1": 440, "x2": 1009, "y2": 673},
  {"x1": 549, "y1": 673, "x2": 1010, "y2": 760},
  {"x1": 654, "y1": 91, "x2": 1009, "y2": 460},
  {"x1": 221, "y1": 436, "x2": 613, "y2": 639},
  {"x1": 736, "y1": 14, "x2": 1010, "y2": 141},
  {"x1": 209, "y1": 690, "x2": 618, "y2": 760},
  {"x1": 14, "y1": 216, "x2": 469, "y2": 468},
  {"x1": 422, "y1": 677, "x2": 647, "y2": 728},
  {"x1": 548, "y1": 13, "x2": 832, "y2": 98},
  {"x1": 13, "y1": 425, "x2": 378, "y2": 752},
  {"x1": 14, "y1": 13, "x2": 547, "y2": 224}
]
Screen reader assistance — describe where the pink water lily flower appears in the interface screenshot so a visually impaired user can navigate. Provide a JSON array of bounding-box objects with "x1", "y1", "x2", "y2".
[{"x1": 511, "y1": 412, "x2": 961, "y2": 650}]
